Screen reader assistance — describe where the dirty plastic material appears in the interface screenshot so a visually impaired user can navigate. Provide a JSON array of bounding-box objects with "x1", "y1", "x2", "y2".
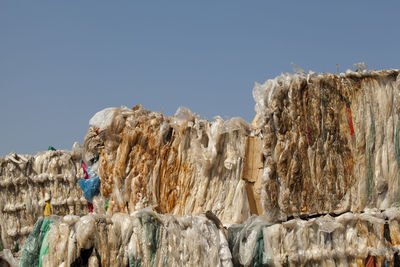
[{"x1": 78, "y1": 177, "x2": 101, "y2": 203}]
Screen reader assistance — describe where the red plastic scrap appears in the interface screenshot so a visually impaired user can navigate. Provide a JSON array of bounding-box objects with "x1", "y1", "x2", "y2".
[
  {"x1": 346, "y1": 104, "x2": 355, "y2": 137},
  {"x1": 365, "y1": 255, "x2": 376, "y2": 267},
  {"x1": 88, "y1": 202, "x2": 94, "y2": 213},
  {"x1": 304, "y1": 89, "x2": 311, "y2": 144},
  {"x1": 81, "y1": 162, "x2": 89, "y2": 179}
]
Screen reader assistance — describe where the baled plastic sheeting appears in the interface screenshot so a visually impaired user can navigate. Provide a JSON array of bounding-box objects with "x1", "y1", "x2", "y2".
[
  {"x1": 253, "y1": 70, "x2": 400, "y2": 221},
  {"x1": 39, "y1": 209, "x2": 232, "y2": 267},
  {"x1": 0, "y1": 151, "x2": 88, "y2": 253},
  {"x1": 92, "y1": 105, "x2": 251, "y2": 225},
  {"x1": 228, "y1": 208, "x2": 400, "y2": 266}
]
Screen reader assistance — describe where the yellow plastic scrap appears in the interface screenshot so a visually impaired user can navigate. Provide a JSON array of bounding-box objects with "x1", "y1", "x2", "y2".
[{"x1": 44, "y1": 202, "x2": 51, "y2": 216}]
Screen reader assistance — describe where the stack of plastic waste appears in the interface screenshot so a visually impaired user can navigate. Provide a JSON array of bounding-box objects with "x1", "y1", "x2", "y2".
[
  {"x1": 2, "y1": 68, "x2": 400, "y2": 266},
  {"x1": 16, "y1": 207, "x2": 400, "y2": 266}
]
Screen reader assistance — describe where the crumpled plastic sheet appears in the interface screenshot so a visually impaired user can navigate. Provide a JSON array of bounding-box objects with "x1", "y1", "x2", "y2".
[
  {"x1": 228, "y1": 208, "x2": 400, "y2": 266},
  {"x1": 0, "y1": 151, "x2": 88, "y2": 252},
  {"x1": 39, "y1": 209, "x2": 232, "y2": 267},
  {"x1": 78, "y1": 177, "x2": 101, "y2": 203},
  {"x1": 254, "y1": 69, "x2": 400, "y2": 222},
  {"x1": 19, "y1": 217, "x2": 55, "y2": 267},
  {"x1": 92, "y1": 105, "x2": 250, "y2": 225}
]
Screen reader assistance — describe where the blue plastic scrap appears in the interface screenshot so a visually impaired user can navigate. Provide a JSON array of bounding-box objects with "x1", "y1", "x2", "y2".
[{"x1": 78, "y1": 177, "x2": 101, "y2": 202}]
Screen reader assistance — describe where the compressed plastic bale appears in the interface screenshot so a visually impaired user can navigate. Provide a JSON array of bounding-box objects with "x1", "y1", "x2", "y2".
[
  {"x1": 43, "y1": 211, "x2": 233, "y2": 266},
  {"x1": 253, "y1": 70, "x2": 400, "y2": 221},
  {"x1": 0, "y1": 149, "x2": 88, "y2": 251},
  {"x1": 97, "y1": 105, "x2": 250, "y2": 225}
]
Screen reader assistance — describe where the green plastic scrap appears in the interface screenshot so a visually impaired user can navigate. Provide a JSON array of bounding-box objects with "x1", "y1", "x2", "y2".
[
  {"x1": 227, "y1": 218, "x2": 270, "y2": 267},
  {"x1": 138, "y1": 211, "x2": 161, "y2": 267},
  {"x1": 38, "y1": 218, "x2": 53, "y2": 267},
  {"x1": 20, "y1": 218, "x2": 53, "y2": 267},
  {"x1": 48, "y1": 146, "x2": 56, "y2": 151},
  {"x1": 366, "y1": 106, "x2": 375, "y2": 202},
  {"x1": 251, "y1": 226, "x2": 271, "y2": 267},
  {"x1": 104, "y1": 200, "x2": 109, "y2": 211},
  {"x1": 129, "y1": 254, "x2": 142, "y2": 267}
]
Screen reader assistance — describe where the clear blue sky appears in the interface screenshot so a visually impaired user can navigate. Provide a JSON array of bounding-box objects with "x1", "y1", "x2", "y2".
[{"x1": 1, "y1": 1, "x2": 399, "y2": 155}]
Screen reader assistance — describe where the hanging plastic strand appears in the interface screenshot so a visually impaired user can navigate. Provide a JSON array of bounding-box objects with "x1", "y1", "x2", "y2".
[
  {"x1": 366, "y1": 106, "x2": 375, "y2": 202},
  {"x1": 395, "y1": 123, "x2": 400, "y2": 203}
]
